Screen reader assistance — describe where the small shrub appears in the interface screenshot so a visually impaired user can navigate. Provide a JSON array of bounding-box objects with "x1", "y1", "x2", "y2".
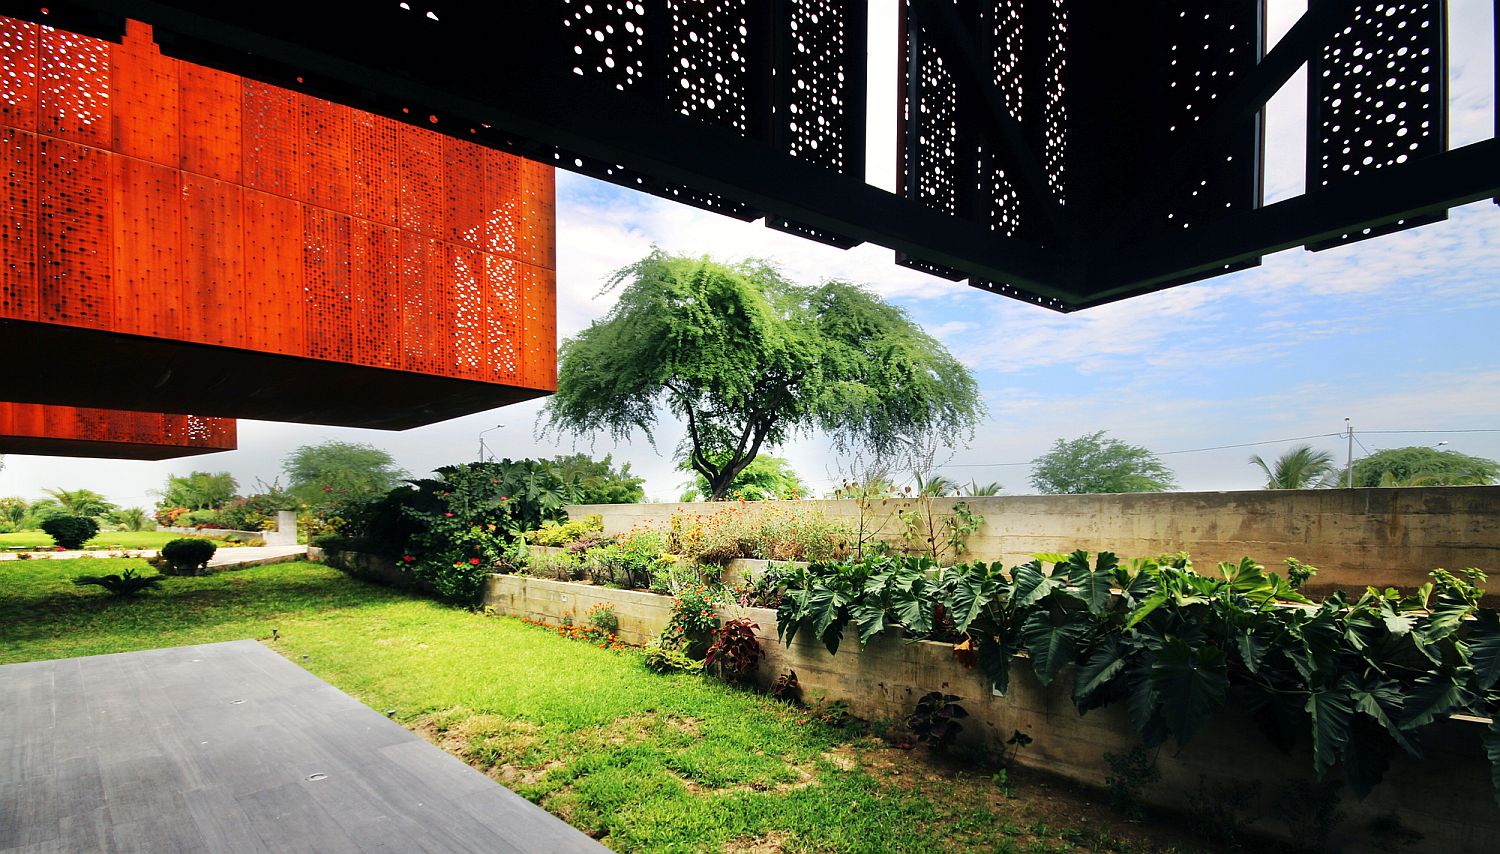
[
  {"x1": 183, "y1": 508, "x2": 225, "y2": 529},
  {"x1": 704, "y1": 618, "x2": 763, "y2": 683},
  {"x1": 74, "y1": 567, "x2": 163, "y2": 597},
  {"x1": 643, "y1": 642, "x2": 703, "y2": 674},
  {"x1": 906, "y1": 692, "x2": 968, "y2": 751},
  {"x1": 526, "y1": 514, "x2": 604, "y2": 547},
  {"x1": 733, "y1": 560, "x2": 795, "y2": 607},
  {"x1": 1104, "y1": 745, "x2": 1162, "y2": 819},
  {"x1": 41, "y1": 515, "x2": 99, "y2": 550},
  {"x1": 586, "y1": 602, "x2": 619, "y2": 633},
  {"x1": 160, "y1": 537, "x2": 218, "y2": 575},
  {"x1": 771, "y1": 669, "x2": 802, "y2": 704},
  {"x1": 662, "y1": 584, "x2": 723, "y2": 658}
]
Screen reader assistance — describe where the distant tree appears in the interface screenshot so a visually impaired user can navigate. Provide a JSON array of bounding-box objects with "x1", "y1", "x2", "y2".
[
  {"x1": 1343, "y1": 446, "x2": 1500, "y2": 488},
  {"x1": 963, "y1": 480, "x2": 1004, "y2": 496},
  {"x1": 22, "y1": 497, "x2": 62, "y2": 528},
  {"x1": 546, "y1": 453, "x2": 645, "y2": 504},
  {"x1": 0, "y1": 496, "x2": 28, "y2": 528},
  {"x1": 283, "y1": 441, "x2": 408, "y2": 509},
  {"x1": 1249, "y1": 444, "x2": 1338, "y2": 490},
  {"x1": 111, "y1": 507, "x2": 152, "y2": 532},
  {"x1": 680, "y1": 454, "x2": 807, "y2": 501},
  {"x1": 1030, "y1": 432, "x2": 1177, "y2": 495},
  {"x1": 912, "y1": 473, "x2": 961, "y2": 497},
  {"x1": 158, "y1": 471, "x2": 239, "y2": 511},
  {"x1": 544, "y1": 252, "x2": 983, "y2": 500},
  {"x1": 43, "y1": 487, "x2": 118, "y2": 519}
]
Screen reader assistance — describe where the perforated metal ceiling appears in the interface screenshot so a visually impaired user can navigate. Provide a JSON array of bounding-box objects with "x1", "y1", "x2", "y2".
[
  {"x1": 0, "y1": 402, "x2": 235, "y2": 459},
  {"x1": 0, "y1": 1, "x2": 1494, "y2": 312}
]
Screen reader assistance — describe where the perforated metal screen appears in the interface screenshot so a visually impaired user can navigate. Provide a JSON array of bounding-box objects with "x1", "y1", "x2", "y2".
[
  {"x1": 0, "y1": 402, "x2": 235, "y2": 459},
  {"x1": 0, "y1": 17, "x2": 556, "y2": 427}
]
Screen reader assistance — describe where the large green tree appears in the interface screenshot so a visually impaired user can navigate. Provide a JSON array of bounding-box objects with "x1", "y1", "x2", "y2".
[
  {"x1": 283, "y1": 441, "x2": 408, "y2": 509},
  {"x1": 1249, "y1": 444, "x2": 1338, "y2": 489},
  {"x1": 0, "y1": 496, "x2": 27, "y2": 529},
  {"x1": 546, "y1": 453, "x2": 645, "y2": 504},
  {"x1": 1029, "y1": 432, "x2": 1177, "y2": 494},
  {"x1": 43, "y1": 487, "x2": 118, "y2": 519},
  {"x1": 544, "y1": 252, "x2": 983, "y2": 500},
  {"x1": 158, "y1": 471, "x2": 239, "y2": 510},
  {"x1": 1345, "y1": 446, "x2": 1499, "y2": 487},
  {"x1": 679, "y1": 454, "x2": 807, "y2": 501}
]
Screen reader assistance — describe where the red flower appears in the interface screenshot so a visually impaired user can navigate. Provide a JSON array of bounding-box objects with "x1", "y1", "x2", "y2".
[
  {"x1": 469, "y1": 557, "x2": 481, "y2": 565},
  {"x1": 500, "y1": 496, "x2": 509, "y2": 501},
  {"x1": 403, "y1": 555, "x2": 414, "y2": 563},
  {"x1": 444, "y1": 512, "x2": 454, "y2": 518}
]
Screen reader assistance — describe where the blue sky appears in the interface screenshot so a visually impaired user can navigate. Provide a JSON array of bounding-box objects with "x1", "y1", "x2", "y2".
[{"x1": 2, "y1": 0, "x2": 1498, "y2": 508}]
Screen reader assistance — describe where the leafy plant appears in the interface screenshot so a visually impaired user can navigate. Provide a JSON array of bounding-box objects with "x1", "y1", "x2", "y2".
[
  {"x1": 1186, "y1": 776, "x2": 1260, "y2": 844},
  {"x1": 704, "y1": 618, "x2": 764, "y2": 683},
  {"x1": 1277, "y1": 778, "x2": 1345, "y2": 850},
  {"x1": 73, "y1": 567, "x2": 164, "y2": 597},
  {"x1": 771, "y1": 669, "x2": 802, "y2": 704},
  {"x1": 906, "y1": 692, "x2": 968, "y2": 751},
  {"x1": 776, "y1": 554, "x2": 940, "y2": 655},
  {"x1": 643, "y1": 642, "x2": 703, "y2": 675},
  {"x1": 41, "y1": 515, "x2": 99, "y2": 549},
  {"x1": 1104, "y1": 745, "x2": 1161, "y2": 819},
  {"x1": 526, "y1": 514, "x2": 605, "y2": 547},
  {"x1": 587, "y1": 602, "x2": 619, "y2": 634},
  {"x1": 776, "y1": 548, "x2": 1500, "y2": 805},
  {"x1": 159, "y1": 537, "x2": 218, "y2": 575}
]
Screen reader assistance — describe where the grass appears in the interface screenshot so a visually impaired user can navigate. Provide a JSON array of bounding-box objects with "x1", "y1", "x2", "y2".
[
  {"x1": 0, "y1": 530, "x2": 230, "y2": 550},
  {"x1": 0, "y1": 559, "x2": 1214, "y2": 853}
]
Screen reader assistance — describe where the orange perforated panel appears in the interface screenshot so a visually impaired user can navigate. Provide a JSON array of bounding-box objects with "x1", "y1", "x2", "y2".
[
  {"x1": 0, "y1": 402, "x2": 235, "y2": 460},
  {"x1": 0, "y1": 17, "x2": 557, "y2": 428}
]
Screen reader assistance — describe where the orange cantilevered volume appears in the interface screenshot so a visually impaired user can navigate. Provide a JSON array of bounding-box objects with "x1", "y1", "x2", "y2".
[
  {"x1": 0, "y1": 18, "x2": 557, "y2": 429},
  {"x1": 0, "y1": 402, "x2": 235, "y2": 460}
]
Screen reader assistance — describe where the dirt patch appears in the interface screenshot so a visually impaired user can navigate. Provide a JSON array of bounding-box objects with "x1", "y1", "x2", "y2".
[
  {"x1": 490, "y1": 758, "x2": 564, "y2": 786},
  {"x1": 722, "y1": 830, "x2": 792, "y2": 853}
]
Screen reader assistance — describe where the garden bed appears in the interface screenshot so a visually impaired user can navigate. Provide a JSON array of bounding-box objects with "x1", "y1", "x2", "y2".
[{"x1": 483, "y1": 572, "x2": 1498, "y2": 854}]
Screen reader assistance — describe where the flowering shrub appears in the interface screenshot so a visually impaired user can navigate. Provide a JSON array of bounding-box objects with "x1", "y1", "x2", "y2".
[
  {"x1": 154, "y1": 506, "x2": 191, "y2": 527},
  {"x1": 662, "y1": 584, "x2": 725, "y2": 658},
  {"x1": 669, "y1": 503, "x2": 851, "y2": 565},
  {"x1": 586, "y1": 602, "x2": 620, "y2": 633},
  {"x1": 512, "y1": 615, "x2": 627, "y2": 652},
  {"x1": 526, "y1": 514, "x2": 604, "y2": 547}
]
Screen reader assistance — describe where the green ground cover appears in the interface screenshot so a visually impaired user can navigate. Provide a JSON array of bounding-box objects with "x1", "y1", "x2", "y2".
[
  {"x1": 0, "y1": 559, "x2": 1213, "y2": 853},
  {"x1": 0, "y1": 530, "x2": 229, "y2": 550}
]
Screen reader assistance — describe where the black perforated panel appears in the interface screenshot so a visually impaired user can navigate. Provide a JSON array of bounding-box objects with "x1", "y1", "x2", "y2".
[{"x1": 1308, "y1": 0, "x2": 1447, "y2": 248}]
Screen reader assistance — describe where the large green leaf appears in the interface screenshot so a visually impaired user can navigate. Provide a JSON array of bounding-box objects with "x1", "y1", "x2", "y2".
[
  {"x1": 1066, "y1": 551, "x2": 1116, "y2": 614},
  {"x1": 890, "y1": 583, "x2": 932, "y2": 636},
  {"x1": 1020, "y1": 610, "x2": 1083, "y2": 686},
  {"x1": 1400, "y1": 673, "x2": 1475, "y2": 731},
  {"x1": 850, "y1": 599, "x2": 887, "y2": 645},
  {"x1": 1420, "y1": 593, "x2": 1473, "y2": 644},
  {"x1": 1349, "y1": 673, "x2": 1420, "y2": 756},
  {"x1": 1467, "y1": 609, "x2": 1500, "y2": 691},
  {"x1": 1012, "y1": 561, "x2": 1062, "y2": 608},
  {"x1": 978, "y1": 633, "x2": 1014, "y2": 696},
  {"x1": 1126, "y1": 657, "x2": 1169, "y2": 747},
  {"x1": 1306, "y1": 680, "x2": 1355, "y2": 777},
  {"x1": 1485, "y1": 718, "x2": 1500, "y2": 807},
  {"x1": 1072, "y1": 636, "x2": 1127, "y2": 712},
  {"x1": 1341, "y1": 717, "x2": 1394, "y2": 799},
  {"x1": 1123, "y1": 591, "x2": 1169, "y2": 630},
  {"x1": 944, "y1": 569, "x2": 997, "y2": 634},
  {"x1": 1150, "y1": 639, "x2": 1229, "y2": 746}
]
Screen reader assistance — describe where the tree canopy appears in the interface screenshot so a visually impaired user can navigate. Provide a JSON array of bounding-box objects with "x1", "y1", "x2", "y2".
[
  {"x1": 1029, "y1": 432, "x2": 1177, "y2": 494},
  {"x1": 1346, "y1": 446, "x2": 1500, "y2": 487},
  {"x1": 283, "y1": 441, "x2": 408, "y2": 509},
  {"x1": 43, "y1": 487, "x2": 118, "y2": 518},
  {"x1": 679, "y1": 454, "x2": 807, "y2": 501},
  {"x1": 158, "y1": 471, "x2": 238, "y2": 510},
  {"x1": 547, "y1": 453, "x2": 645, "y2": 504},
  {"x1": 544, "y1": 251, "x2": 983, "y2": 500},
  {"x1": 1249, "y1": 444, "x2": 1338, "y2": 489}
]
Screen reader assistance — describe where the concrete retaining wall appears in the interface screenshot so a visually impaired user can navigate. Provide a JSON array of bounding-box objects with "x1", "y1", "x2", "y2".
[
  {"x1": 571, "y1": 486, "x2": 1500, "y2": 599},
  {"x1": 483, "y1": 573, "x2": 1500, "y2": 854}
]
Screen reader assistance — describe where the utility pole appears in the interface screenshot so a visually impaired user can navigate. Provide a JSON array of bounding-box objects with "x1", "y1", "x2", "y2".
[{"x1": 1345, "y1": 417, "x2": 1354, "y2": 488}]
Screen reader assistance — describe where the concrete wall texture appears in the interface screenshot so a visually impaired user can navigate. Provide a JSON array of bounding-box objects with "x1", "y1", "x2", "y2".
[
  {"x1": 571, "y1": 486, "x2": 1500, "y2": 598},
  {"x1": 482, "y1": 574, "x2": 1499, "y2": 854}
]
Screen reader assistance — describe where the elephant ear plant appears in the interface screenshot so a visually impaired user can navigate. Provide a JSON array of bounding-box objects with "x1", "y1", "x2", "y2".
[{"x1": 777, "y1": 548, "x2": 1500, "y2": 805}]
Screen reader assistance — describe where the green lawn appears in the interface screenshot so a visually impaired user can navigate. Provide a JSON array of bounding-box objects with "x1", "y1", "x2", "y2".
[
  {"x1": 0, "y1": 530, "x2": 228, "y2": 550},
  {"x1": 0, "y1": 559, "x2": 1210, "y2": 853}
]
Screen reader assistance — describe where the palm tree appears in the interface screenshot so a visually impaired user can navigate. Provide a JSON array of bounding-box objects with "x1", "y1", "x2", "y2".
[
  {"x1": 964, "y1": 480, "x2": 1004, "y2": 496},
  {"x1": 1249, "y1": 445, "x2": 1337, "y2": 490},
  {"x1": 112, "y1": 507, "x2": 152, "y2": 531},
  {"x1": 43, "y1": 487, "x2": 118, "y2": 518},
  {"x1": 912, "y1": 474, "x2": 960, "y2": 497}
]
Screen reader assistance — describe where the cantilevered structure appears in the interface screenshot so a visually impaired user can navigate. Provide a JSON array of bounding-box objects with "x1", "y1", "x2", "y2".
[
  {"x1": 0, "y1": 402, "x2": 235, "y2": 459},
  {"x1": 0, "y1": 1, "x2": 1491, "y2": 312}
]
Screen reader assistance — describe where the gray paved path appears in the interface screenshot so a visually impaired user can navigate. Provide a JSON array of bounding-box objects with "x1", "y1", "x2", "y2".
[{"x1": 0, "y1": 640, "x2": 611, "y2": 853}]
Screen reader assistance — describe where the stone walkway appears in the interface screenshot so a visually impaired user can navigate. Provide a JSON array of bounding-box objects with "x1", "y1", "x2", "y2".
[{"x1": 0, "y1": 640, "x2": 611, "y2": 852}]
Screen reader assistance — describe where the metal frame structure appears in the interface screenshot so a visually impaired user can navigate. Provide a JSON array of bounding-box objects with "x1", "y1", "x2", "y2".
[
  {"x1": 0, "y1": 1, "x2": 1490, "y2": 313},
  {"x1": 0, "y1": 402, "x2": 235, "y2": 459}
]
